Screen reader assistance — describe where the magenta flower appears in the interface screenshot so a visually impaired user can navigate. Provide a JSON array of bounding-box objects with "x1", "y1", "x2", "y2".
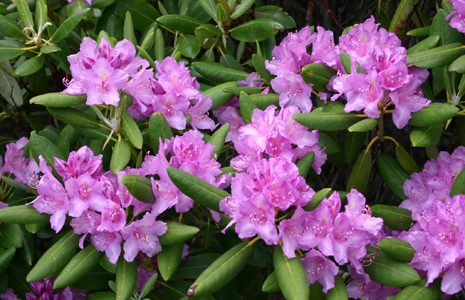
[
  {"x1": 2, "y1": 137, "x2": 39, "y2": 186},
  {"x1": 55, "y1": 146, "x2": 102, "y2": 180},
  {"x1": 121, "y1": 213, "x2": 167, "y2": 262},
  {"x1": 270, "y1": 72, "x2": 313, "y2": 112},
  {"x1": 91, "y1": 231, "x2": 122, "y2": 264},
  {"x1": 278, "y1": 207, "x2": 317, "y2": 258},
  {"x1": 302, "y1": 249, "x2": 339, "y2": 293},
  {"x1": 64, "y1": 174, "x2": 107, "y2": 217},
  {"x1": 97, "y1": 201, "x2": 126, "y2": 232},
  {"x1": 311, "y1": 26, "x2": 340, "y2": 69},
  {"x1": 448, "y1": 0, "x2": 465, "y2": 34}
]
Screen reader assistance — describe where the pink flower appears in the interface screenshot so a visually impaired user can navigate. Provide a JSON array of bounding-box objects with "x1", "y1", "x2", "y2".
[
  {"x1": 278, "y1": 207, "x2": 317, "y2": 258},
  {"x1": 97, "y1": 201, "x2": 126, "y2": 232},
  {"x1": 121, "y1": 213, "x2": 167, "y2": 262},
  {"x1": 302, "y1": 249, "x2": 339, "y2": 293},
  {"x1": 2, "y1": 137, "x2": 39, "y2": 186},
  {"x1": 311, "y1": 27, "x2": 340, "y2": 69},
  {"x1": 64, "y1": 174, "x2": 106, "y2": 217},
  {"x1": 270, "y1": 72, "x2": 313, "y2": 112},
  {"x1": 448, "y1": 0, "x2": 465, "y2": 34},
  {"x1": 347, "y1": 267, "x2": 399, "y2": 300},
  {"x1": 54, "y1": 146, "x2": 102, "y2": 180},
  {"x1": 91, "y1": 231, "x2": 122, "y2": 264}
]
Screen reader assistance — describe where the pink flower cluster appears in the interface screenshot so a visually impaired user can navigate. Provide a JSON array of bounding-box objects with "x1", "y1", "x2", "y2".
[
  {"x1": 448, "y1": 0, "x2": 465, "y2": 34},
  {"x1": 231, "y1": 105, "x2": 326, "y2": 174},
  {"x1": 138, "y1": 130, "x2": 229, "y2": 215},
  {"x1": 31, "y1": 146, "x2": 167, "y2": 263},
  {"x1": 1, "y1": 137, "x2": 39, "y2": 186},
  {"x1": 64, "y1": 37, "x2": 214, "y2": 131},
  {"x1": 399, "y1": 147, "x2": 465, "y2": 294},
  {"x1": 0, "y1": 278, "x2": 86, "y2": 300}
]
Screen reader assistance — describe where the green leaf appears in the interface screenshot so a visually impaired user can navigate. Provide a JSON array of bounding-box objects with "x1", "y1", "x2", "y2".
[
  {"x1": 192, "y1": 61, "x2": 248, "y2": 82},
  {"x1": 376, "y1": 154, "x2": 409, "y2": 199},
  {"x1": 48, "y1": 107, "x2": 100, "y2": 129},
  {"x1": 16, "y1": 0, "x2": 34, "y2": 31},
  {"x1": 199, "y1": 0, "x2": 217, "y2": 21},
  {"x1": 223, "y1": 86, "x2": 264, "y2": 95},
  {"x1": 294, "y1": 109, "x2": 364, "y2": 131},
  {"x1": 348, "y1": 118, "x2": 378, "y2": 132},
  {"x1": 54, "y1": 245, "x2": 103, "y2": 289},
  {"x1": 395, "y1": 144, "x2": 420, "y2": 174},
  {"x1": 137, "y1": 46, "x2": 154, "y2": 69},
  {"x1": 0, "y1": 15, "x2": 26, "y2": 39},
  {"x1": 0, "y1": 224, "x2": 22, "y2": 248},
  {"x1": 248, "y1": 93, "x2": 279, "y2": 109},
  {"x1": 110, "y1": 139, "x2": 131, "y2": 172},
  {"x1": 389, "y1": 0, "x2": 415, "y2": 36},
  {"x1": 230, "y1": 19, "x2": 282, "y2": 42},
  {"x1": 371, "y1": 204, "x2": 413, "y2": 231},
  {"x1": 255, "y1": 5, "x2": 296, "y2": 29},
  {"x1": 262, "y1": 271, "x2": 280, "y2": 293},
  {"x1": 194, "y1": 24, "x2": 221, "y2": 40},
  {"x1": 297, "y1": 151, "x2": 315, "y2": 178},
  {"x1": 0, "y1": 46, "x2": 25, "y2": 62},
  {"x1": 394, "y1": 283, "x2": 440, "y2": 300},
  {"x1": 327, "y1": 275, "x2": 348, "y2": 300},
  {"x1": 346, "y1": 150, "x2": 372, "y2": 193},
  {"x1": 15, "y1": 56, "x2": 44, "y2": 77},
  {"x1": 116, "y1": 258, "x2": 137, "y2": 300},
  {"x1": 450, "y1": 168, "x2": 465, "y2": 196},
  {"x1": 167, "y1": 166, "x2": 230, "y2": 211},
  {"x1": 410, "y1": 124, "x2": 443, "y2": 147},
  {"x1": 0, "y1": 248, "x2": 15, "y2": 274},
  {"x1": 176, "y1": 34, "x2": 201, "y2": 58},
  {"x1": 35, "y1": 0, "x2": 48, "y2": 34},
  {"x1": 407, "y1": 43, "x2": 465, "y2": 68},
  {"x1": 252, "y1": 53, "x2": 273, "y2": 83},
  {"x1": 30, "y1": 93, "x2": 86, "y2": 107},
  {"x1": 158, "y1": 243, "x2": 184, "y2": 281},
  {"x1": 273, "y1": 246, "x2": 309, "y2": 300},
  {"x1": 365, "y1": 251, "x2": 420, "y2": 287},
  {"x1": 304, "y1": 188, "x2": 332, "y2": 211},
  {"x1": 120, "y1": 175, "x2": 155, "y2": 203},
  {"x1": 407, "y1": 26, "x2": 430, "y2": 37},
  {"x1": 154, "y1": 28, "x2": 165, "y2": 60},
  {"x1": 139, "y1": 273, "x2": 158, "y2": 298},
  {"x1": 340, "y1": 51, "x2": 352, "y2": 74},
  {"x1": 140, "y1": 26, "x2": 155, "y2": 53},
  {"x1": 0, "y1": 205, "x2": 49, "y2": 224},
  {"x1": 187, "y1": 242, "x2": 254, "y2": 297},
  {"x1": 52, "y1": 8, "x2": 90, "y2": 43},
  {"x1": 29, "y1": 132, "x2": 64, "y2": 167},
  {"x1": 148, "y1": 112, "x2": 173, "y2": 153},
  {"x1": 123, "y1": 11, "x2": 137, "y2": 44},
  {"x1": 449, "y1": 53, "x2": 465, "y2": 73},
  {"x1": 410, "y1": 103, "x2": 458, "y2": 127},
  {"x1": 407, "y1": 36, "x2": 440, "y2": 54},
  {"x1": 121, "y1": 111, "x2": 143, "y2": 149},
  {"x1": 157, "y1": 14, "x2": 202, "y2": 34},
  {"x1": 239, "y1": 91, "x2": 257, "y2": 123},
  {"x1": 159, "y1": 221, "x2": 200, "y2": 246},
  {"x1": 430, "y1": 9, "x2": 464, "y2": 45},
  {"x1": 231, "y1": 0, "x2": 255, "y2": 19},
  {"x1": 301, "y1": 63, "x2": 336, "y2": 92},
  {"x1": 204, "y1": 81, "x2": 237, "y2": 109},
  {"x1": 115, "y1": 0, "x2": 159, "y2": 31},
  {"x1": 87, "y1": 292, "x2": 117, "y2": 300},
  {"x1": 1, "y1": 176, "x2": 35, "y2": 193},
  {"x1": 344, "y1": 132, "x2": 365, "y2": 165},
  {"x1": 208, "y1": 123, "x2": 229, "y2": 158},
  {"x1": 27, "y1": 231, "x2": 80, "y2": 282},
  {"x1": 378, "y1": 238, "x2": 415, "y2": 262}
]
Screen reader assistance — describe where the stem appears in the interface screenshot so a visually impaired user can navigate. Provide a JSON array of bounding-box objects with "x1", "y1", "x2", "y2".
[{"x1": 366, "y1": 135, "x2": 379, "y2": 152}]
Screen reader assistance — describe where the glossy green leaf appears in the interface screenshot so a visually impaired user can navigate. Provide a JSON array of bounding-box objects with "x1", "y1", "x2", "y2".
[
  {"x1": 407, "y1": 26, "x2": 430, "y2": 37},
  {"x1": 27, "y1": 231, "x2": 80, "y2": 282},
  {"x1": 0, "y1": 205, "x2": 49, "y2": 224},
  {"x1": 208, "y1": 123, "x2": 229, "y2": 158},
  {"x1": 0, "y1": 46, "x2": 25, "y2": 62},
  {"x1": 194, "y1": 24, "x2": 221, "y2": 40},
  {"x1": 294, "y1": 109, "x2": 364, "y2": 131},
  {"x1": 0, "y1": 176, "x2": 35, "y2": 193},
  {"x1": 137, "y1": 46, "x2": 155, "y2": 69},
  {"x1": 140, "y1": 26, "x2": 155, "y2": 53},
  {"x1": 340, "y1": 51, "x2": 352, "y2": 74},
  {"x1": 16, "y1": 0, "x2": 34, "y2": 31},
  {"x1": 204, "y1": 81, "x2": 237, "y2": 109},
  {"x1": 29, "y1": 132, "x2": 64, "y2": 167},
  {"x1": 239, "y1": 91, "x2": 257, "y2": 123},
  {"x1": 389, "y1": 0, "x2": 415, "y2": 36},
  {"x1": 140, "y1": 273, "x2": 158, "y2": 298},
  {"x1": 0, "y1": 15, "x2": 26, "y2": 39},
  {"x1": 344, "y1": 132, "x2": 365, "y2": 165},
  {"x1": 120, "y1": 175, "x2": 155, "y2": 203},
  {"x1": 30, "y1": 93, "x2": 86, "y2": 107},
  {"x1": 430, "y1": 9, "x2": 463, "y2": 45},
  {"x1": 249, "y1": 93, "x2": 279, "y2": 109},
  {"x1": 159, "y1": 222, "x2": 200, "y2": 246},
  {"x1": 346, "y1": 150, "x2": 372, "y2": 193},
  {"x1": 252, "y1": 53, "x2": 272, "y2": 83},
  {"x1": 187, "y1": 242, "x2": 254, "y2": 297},
  {"x1": 231, "y1": 0, "x2": 255, "y2": 19},
  {"x1": 167, "y1": 166, "x2": 230, "y2": 211},
  {"x1": 407, "y1": 36, "x2": 440, "y2": 54},
  {"x1": 348, "y1": 118, "x2": 378, "y2": 132},
  {"x1": 378, "y1": 238, "x2": 415, "y2": 262},
  {"x1": 199, "y1": 0, "x2": 217, "y2": 21},
  {"x1": 230, "y1": 19, "x2": 282, "y2": 42},
  {"x1": 365, "y1": 251, "x2": 420, "y2": 287},
  {"x1": 371, "y1": 204, "x2": 413, "y2": 231},
  {"x1": 255, "y1": 5, "x2": 296, "y2": 29},
  {"x1": 376, "y1": 154, "x2": 409, "y2": 199},
  {"x1": 410, "y1": 103, "x2": 458, "y2": 127},
  {"x1": 54, "y1": 245, "x2": 103, "y2": 289},
  {"x1": 48, "y1": 107, "x2": 100, "y2": 129},
  {"x1": 158, "y1": 243, "x2": 183, "y2": 281},
  {"x1": 87, "y1": 292, "x2": 116, "y2": 300},
  {"x1": 121, "y1": 111, "x2": 143, "y2": 149},
  {"x1": 297, "y1": 151, "x2": 315, "y2": 178},
  {"x1": 222, "y1": 86, "x2": 264, "y2": 95},
  {"x1": 262, "y1": 271, "x2": 280, "y2": 293},
  {"x1": 394, "y1": 283, "x2": 440, "y2": 300},
  {"x1": 327, "y1": 275, "x2": 348, "y2": 300},
  {"x1": 148, "y1": 112, "x2": 173, "y2": 153},
  {"x1": 35, "y1": 0, "x2": 48, "y2": 33},
  {"x1": 304, "y1": 188, "x2": 333, "y2": 211},
  {"x1": 450, "y1": 168, "x2": 465, "y2": 196},
  {"x1": 123, "y1": 11, "x2": 137, "y2": 44},
  {"x1": 273, "y1": 246, "x2": 309, "y2": 300},
  {"x1": 395, "y1": 144, "x2": 420, "y2": 174},
  {"x1": 410, "y1": 124, "x2": 443, "y2": 147},
  {"x1": 407, "y1": 43, "x2": 465, "y2": 68},
  {"x1": 176, "y1": 34, "x2": 201, "y2": 58},
  {"x1": 52, "y1": 8, "x2": 90, "y2": 43},
  {"x1": 0, "y1": 224, "x2": 22, "y2": 248},
  {"x1": 110, "y1": 139, "x2": 131, "y2": 172},
  {"x1": 154, "y1": 28, "x2": 165, "y2": 60},
  {"x1": 115, "y1": 0, "x2": 159, "y2": 31},
  {"x1": 301, "y1": 63, "x2": 336, "y2": 91},
  {"x1": 15, "y1": 56, "x2": 44, "y2": 77},
  {"x1": 116, "y1": 258, "x2": 137, "y2": 300},
  {"x1": 157, "y1": 14, "x2": 202, "y2": 34},
  {"x1": 192, "y1": 61, "x2": 248, "y2": 82},
  {"x1": 0, "y1": 248, "x2": 15, "y2": 274}
]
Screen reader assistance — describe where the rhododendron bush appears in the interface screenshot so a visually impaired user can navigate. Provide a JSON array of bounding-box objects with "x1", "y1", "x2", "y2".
[{"x1": 3, "y1": 0, "x2": 465, "y2": 299}]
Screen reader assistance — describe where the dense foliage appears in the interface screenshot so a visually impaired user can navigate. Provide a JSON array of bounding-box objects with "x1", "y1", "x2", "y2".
[{"x1": 1, "y1": 0, "x2": 465, "y2": 299}]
